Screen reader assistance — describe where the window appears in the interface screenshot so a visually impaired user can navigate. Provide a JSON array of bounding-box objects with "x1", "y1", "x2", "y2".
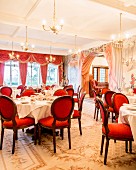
[
  {"x1": 4, "y1": 62, "x2": 58, "y2": 87},
  {"x1": 46, "y1": 64, "x2": 58, "y2": 85},
  {"x1": 92, "y1": 66, "x2": 108, "y2": 82},
  {"x1": 4, "y1": 61, "x2": 20, "y2": 86},
  {"x1": 26, "y1": 62, "x2": 41, "y2": 86}
]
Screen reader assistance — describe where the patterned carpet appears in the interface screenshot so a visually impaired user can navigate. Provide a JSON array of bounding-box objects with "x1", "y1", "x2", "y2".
[{"x1": 0, "y1": 97, "x2": 136, "y2": 170}]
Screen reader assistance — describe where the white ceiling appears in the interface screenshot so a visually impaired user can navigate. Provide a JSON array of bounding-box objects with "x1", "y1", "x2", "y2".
[{"x1": 0, "y1": 0, "x2": 136, "y2": 55}]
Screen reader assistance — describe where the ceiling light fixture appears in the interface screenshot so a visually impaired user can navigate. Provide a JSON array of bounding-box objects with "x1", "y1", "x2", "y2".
[
  {"x1": 46, "y1": 46, "x2": 55, "y2": 63},
  {"x1": 111, "y1": 13, "x2": 131, "y2": 47},
  {"x1": 69, "y1": 35, "x2": 81, "y2": 56},
  {"x1": 9, "y1": 41, "x2": 19, "y2": 60},
  {"x1": 21, "y1": 26, "x2": 35, "y2": 51},
  {"x1": 42, "y1": 0, "x2": 64, "y2": 34}
]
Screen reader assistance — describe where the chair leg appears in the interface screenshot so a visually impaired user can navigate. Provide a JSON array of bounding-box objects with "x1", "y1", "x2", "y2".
[
  {"x1": 125, "y1": 141, "x2": 128, "y2": 153},
  {"x1": 104, "y1": 138, "x2": 109, "y2": 165},
  {"x1": 68, "y1": 127, "x2": 71, "y2": 149},
  {"x1": 94, "y1": 106, "x2": 96, "y2": 119},
  {"x1": 0, "y1": 127, "x2": 4, "y2": 150},
  {"x1": 16, "y1": 130, "x2": 18, "y2": 140},
  {"x1": 60, "y1": 129, "x2": 64, "y2": 140},
  {"x1": 96, "y1": 108, "x2": 99, "y2": 121},
  {"x1": 12, "y1": 130, "x2": 16, "y2": 154},
  {"x1": 100, "y1": 135, "x2": 105, "y2": 155},
  {"x1": 129, "y1": 141, "x2": 132, "y2": 153},
  {"x1": 78, "y1": 118, "x2": 82, "y2": 135},
  {"x1": 112, "y1": 112, "x2": 114, "y2": 123},
  {"x1": 52, "y1": 128, "x2": 56, "y2": 153},
  {"x1": 34, "y1": 124, "x2": 37, "y2": 145},
  {"x1": 38, "y1": 125, "x2": 42, "y2": 145}
]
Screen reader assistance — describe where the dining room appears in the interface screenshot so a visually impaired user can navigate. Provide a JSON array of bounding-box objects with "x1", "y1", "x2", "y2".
[{"x1": 0, "y1": 0, "x2": 136, "y2": 170}]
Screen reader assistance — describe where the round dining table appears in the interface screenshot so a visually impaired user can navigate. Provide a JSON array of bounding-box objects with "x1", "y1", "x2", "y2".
[
  {"x1": 119, "y1": 103, "x2": 136, "y2": 144},
  {"x1": 14, "y1": 96, "x2": 57, "y2": 124}
]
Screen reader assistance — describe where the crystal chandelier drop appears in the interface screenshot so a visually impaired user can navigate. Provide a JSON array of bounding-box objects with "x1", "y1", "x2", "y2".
[
  {"x1": 9, "y1": 41, "x2": 19, "y2": 60},
  {"x1": 42, "y1": 0, "x2": 64, "y2": 34},
  {"x1": 21, "y1": 26, "x2": 35, "y2": 51}
]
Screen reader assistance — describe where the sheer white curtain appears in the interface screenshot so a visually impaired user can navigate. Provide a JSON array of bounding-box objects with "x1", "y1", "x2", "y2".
[
  {"x1": 122, "y1": 36, "x2": 136, "y2": 71},
  {"x1": 112, "y1": 47, "x2": 123, "y2": 91}
]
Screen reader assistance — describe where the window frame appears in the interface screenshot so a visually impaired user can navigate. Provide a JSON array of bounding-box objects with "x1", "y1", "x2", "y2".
[{"x1": 92, "y1": 65, "x2": 109, "y2": 82}]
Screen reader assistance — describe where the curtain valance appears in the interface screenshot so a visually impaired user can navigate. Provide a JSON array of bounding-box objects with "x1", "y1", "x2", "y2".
[{"x1": 0, "y1": 50, "x2": 63, "y2": 65}]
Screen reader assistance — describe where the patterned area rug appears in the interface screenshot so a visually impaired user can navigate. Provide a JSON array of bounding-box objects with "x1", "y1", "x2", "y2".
[{"x1": 0, "y1": 98, "x2": 136, "y2": 170}]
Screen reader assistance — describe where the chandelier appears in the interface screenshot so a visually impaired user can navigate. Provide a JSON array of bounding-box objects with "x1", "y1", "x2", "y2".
[
  {"x1": 111, "y1": 13, "x2": 131, "y2": 48},
  {"x1": 21, "y1": 26, "x2": 35, "y2": 51},
  {"x1": 46, "y1": 46, "x2": 55, "y2": 63},
  {"x1": 9, "y1": 41, "x2": 19, "y2": 60},
  {"x1": 42, "y1": 0, "x2": 64, "y2": 34},
  {"x1": 69, "y1": 35, "x2": 81, "y2": 57}
]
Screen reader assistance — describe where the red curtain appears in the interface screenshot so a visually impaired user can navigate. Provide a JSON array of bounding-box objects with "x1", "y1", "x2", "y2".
[
  {"x1": 0, "y1": 63, "x2": 5, "y2": 85},
  {"x1": 0, "y1": 49, "x2": 64, "y2": 85},
  {"x1": 19, "y1": 63, "x2": 28, "y2": 86},
  {"x1": 40, "y1": 65, "x2": 48, "y2": 84}
]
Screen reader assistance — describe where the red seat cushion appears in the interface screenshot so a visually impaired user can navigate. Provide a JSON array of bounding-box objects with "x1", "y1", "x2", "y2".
[
  {"x1": 103, "y1": 102, "x2": 108, "y2": 108},
  {"x1": 108, "y1": 107, "x2": 114, "y2": 112},
  {"x1": 39, "y1": 116, "x2": 69, "y2": 128},
  {"x1": 102, "y1": 123, "x2": 133, "y2": 140},
  {"x1": 3, "y1": 116, "x2": 35, "y2": 128},
  {"x1": 74, "y1": 98, "x2": 78, "y2": 102},
  {"x1": 72, "y1": 110, "x2": 80, "y2": 118}
]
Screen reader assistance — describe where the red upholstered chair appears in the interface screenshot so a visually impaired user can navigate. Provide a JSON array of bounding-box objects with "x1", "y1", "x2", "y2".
[
  {"x1": 97, "y1": 98, "x2": 133, "y2": 165},
  {"x1": 20, "y1": 89, "x2": 35, "y2": 97},
  {"x1": 45, "y1": 85, "x2": 51, "y2": 90},
  {"x1": 16, "y1": 85, "x2": 27, "y2": 98},
  {"x1": 63, "y1": 85, "x2": 73, "y2": 90},
  {"x1": 0, "y1": 86, "x2": 12, "y2": 97},
  {"x1": 71, "y1": 92, "x2": 86, "y2": 135},
  {"x1": 92, "y1": 90, "x2": 100, "y2": 121},
  {"x1": 133, "y1": 88, "x2": 136, "y2": 94},
  {"x1": 66, "y1": 87, "x2": 74, "y2": 97},
  {"x1": 53, "y1": 89, "x2": 68, "y2": 96},
  {"x1": 97, "y1": 99, "x2": 133, "y2": 165},
  {"x1": 51, "y1": 84, "x2": 56, "y2": 88},
  {"x1": 73, "y1": 85, "x2": 80, "y2": 98},
  {"x1": 74, "y1": 87, "x2": 83, "y2": 104},
  {"x1": 17, "y1": 85, "x2": 26, "y2": 93},
  {"x1": 104, "y1": 90, "x2": 116, "y2": 122},
  {"x1": 38, "y1": 96, "x2": 74, "y2": 153},
  {"x1": 91, "y1": 79, "x2": 102, "y2": 97},
  {"x1": 112, "y1": 93, "x2": 129, "y2": 122},
  {"x1": 0, "y1": 95, "x2": 36, "y2": 154},
  {"x1": 101, "y1": 88, "x2": 110, "y2": 95}
]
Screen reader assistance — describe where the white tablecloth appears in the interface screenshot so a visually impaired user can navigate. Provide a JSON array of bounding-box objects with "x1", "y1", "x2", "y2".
[
  {"x1": 125, "y1": 94, "x2": 136, "y2": 104},
  {"x1": 12, "y1": 89, "x2": 21, "y2": 99},
  {"x1": 15, "y1": 99, "x2": 53, "y2": 124},
  {"x1": 119, "y1": 104, "x2": 136, "y2": 144}
]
